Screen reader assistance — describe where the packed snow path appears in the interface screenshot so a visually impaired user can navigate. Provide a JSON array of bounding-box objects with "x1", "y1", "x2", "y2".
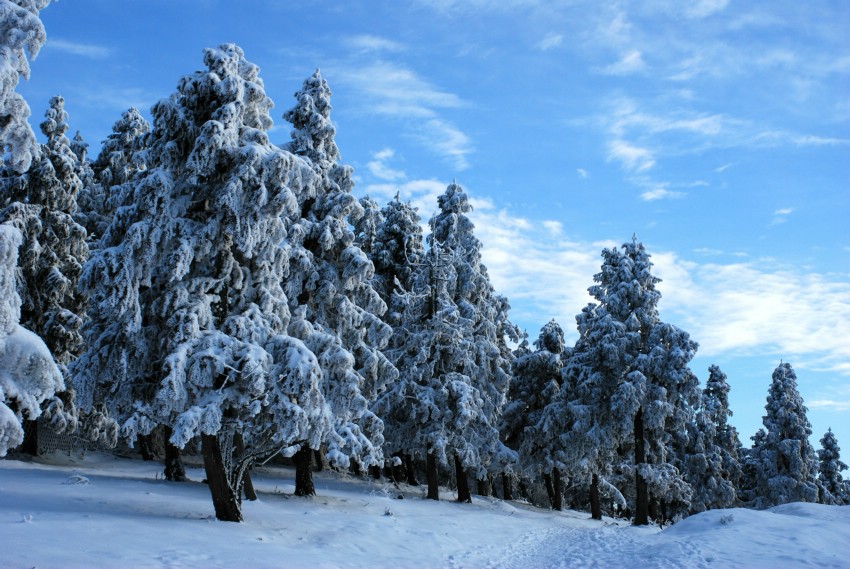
[{"x1": 2, "y1": 453, "x2": 849, "y2": 568}]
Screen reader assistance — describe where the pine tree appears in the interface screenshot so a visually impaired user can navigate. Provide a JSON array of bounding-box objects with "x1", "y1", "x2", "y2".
[
  {"x1": 750, "y1": 362, "x2": 819, "y2": 509},
  {"x1": 683, "y1": 365, "x2": 741, "y2": 513},
  {"x1": 0, "y1": 95, "x2": 87, "y2": 447},
  {"x1": 817, "y1": 428, "x2": 848, "y2": 505},
  {"x1": 281, "y1": 69, "x2": 396, "y2": 494},
  {"x1": 77, "y1": 107, "x2": 150, "y2": 245},
  {"x1": 505, "y1": 320, "x2": 567, "y2": 509},
  {"x1": 0, "y1": 224, "x2": 64, "y2": 456},
  {"x1": 0, "y1": 0, "x2": 51, "y2": 174},
  {"x1": 550, "y1": 238, "x2": 700, "y2": 524},
  {"x1": 377, "y1": 183, "x2": 514, "y2": 502},
  {"x1": 73, "y1": 44, "x2": 332, "y2": 521}
]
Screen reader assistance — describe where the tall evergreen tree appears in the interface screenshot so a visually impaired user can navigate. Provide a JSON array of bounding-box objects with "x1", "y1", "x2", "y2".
[
  {"x1": 750, "y1": 362, "x2": 819, "y2": 509},
  {"x1": 0, "y1": 0, "x2": 51, "y2": 174},
  {"x1": 73, "y1": 44, "x2": 332, "y2": 521},
  {"x1": 817, "y1": 428, "x2": 848, "y2": 505},
  {"x1": 282, "y1": 69, "x2": 396, "y2": 494},
  {"x1": 0, "y1": 223, "x2": 64, "y2": 456}
]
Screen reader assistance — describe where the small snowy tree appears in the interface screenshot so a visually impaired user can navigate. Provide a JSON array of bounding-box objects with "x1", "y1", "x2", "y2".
[
  {"x1": 282, "y1": 70, "x2": 396, "y2": 495},
  {"x1": 0, "y1": 95, "x2": 87, "y2": 446},
  {"x1": 506, "y1": 320, "x2": 567, "y2": 509},
  {"x1": 817, "y1": 428, "x2": 848, "y2": 505},
  {"x1": 750, "y1": 362, "x2": 819, "y2": 509},
  {"x1": 74, "y1": 44, "x2": 332, "y2": 522},
  {"x1": 683, "y1": 365, "x2": 742, "y2": 513},
  {"x1": 0, "y1": 224, "x2": 64, "y2": 456},
  {"x1": 77, "y1": 107, "x2": 150, "y2": 245},
  {"x1": 0, "y1": 0, "x2": 50, "y2": 174},
  {"x1": 377, "y1": 183, "x2": 515, "y2": 502}
]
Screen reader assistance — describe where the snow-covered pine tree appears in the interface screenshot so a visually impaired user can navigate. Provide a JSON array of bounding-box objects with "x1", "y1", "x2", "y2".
[
  {"x1": 817, "y1": 428, "x2": 848, "y2": 505},
  {"x1": 379, "y1": 182, "x2": 514, "y2": 502},
  {"x1": 0, "y1": 95, "x2": 88, "y2": 449},
  {"x1": 750, "y1": 362, "x2": 819, "y2": 509},
  {"x1": 0, "y1": 0, "x2": 50, "y2": 175},
  {"x1": 353, "y1": 195, "x2": 382, "y2": 259},
  {"x1": 282, "y1": 70, "x2": 396, "y2": 495},
  {"x1": 556, "y1": 238, "x2": 700, "y2": 524},
  {"x1": 0, "y1": 223, "x2": 65, "y2": 456},
  {"x1": 504, "y1": 320, "x2": 567, "y2": 509},
  {"x1": 77, "y1": 107, "x2": 150, "y2": 246},
  {"x1": 73, "y1": 44, "x2": 331, "y2": 522},
  {"x1": 683, "y1": 365, "x2": 741, "y2": 513}
]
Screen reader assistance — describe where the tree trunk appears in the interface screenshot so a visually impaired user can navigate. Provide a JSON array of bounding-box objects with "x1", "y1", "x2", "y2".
[
  {"x1": 201, "y1": 433, "x2": 243, "y2": 522},
  {"x1": 502, "y1": 473, "x2": 514, "y2": 501},
  {"x1": 163, "y1": 426, "x2": 187, "y2": 482},
  {"x1": 294, "y1": 446, "x2": 316, "y2": 497},
  {"x1": 634, "y1": 407, "x2": 649, "y2": 526},
  {"x1": 369, "y1": 465, "x2": 382, "y2": 480},
  {"x1": 455, "y1": 455, "x2": 472, "y2": 503},
  {"x1": 552, "y1": 468, "x2": 563, "y2": 511},
  {"x1": 405, "y1": 454, "x2": 419, "y2": 486},
  {"x1": 544, "y1": 472, "x2": 556, "y2": 509},
  {"x1": 20, "y1": 419, "x2": 38, "y2": 455},
  {"x1": 137, "y1": 433, "x2": 155, "y2": 461},
  {"x1": 313, "y1": 448, "x2": 324, "y2": 472},
  {"x1": 426, "y1": 453, "x2": 439, "y2": 500},
  {"x1": 590, "y1": 473, "x2": 602, "y2": 520},
  {"x1": 477, "y1": 477, "x2": 491, "y2": 497},
  {"x1": 233, "y1": 432, "x2": 256, "y2": 501}
]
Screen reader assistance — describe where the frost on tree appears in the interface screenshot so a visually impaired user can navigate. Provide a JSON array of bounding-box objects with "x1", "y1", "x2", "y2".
[
  {"x1": 750, "y1": 362, "x2": 819, "y2": 509},
  {"x1": 376, "y1": 183, "x2": 515, "y2": 502},
  {"x1": 504, "y1": 320, "x2": 567, "y2": 509},
  {"x1": 0, "y1": 224, "x2": 65, "y2": 456},
  {"x1": 682, "y1": 365, "x2": 741, "y2": 513},
  {"x1": 817, "y1": 428, "x2": 849, "y2": 505},
  {"x1": 73, "y1": 44, "x2": 332, "y2": 521},
  {"x1": 77, "y1": 107, "x2": 150, "y2": 245},
  {"x1": 283, "y1": 70, "x2": 396, "y2": 493},
  {"x1": 0, "y1": 0, "x2": 50, "y2": 174},
  {"x1": 0, "y1": 95, "x2": 87, "y2": 442},
  {"x1": 553, "y1": 238, "x2": 700, "y2": 524}
]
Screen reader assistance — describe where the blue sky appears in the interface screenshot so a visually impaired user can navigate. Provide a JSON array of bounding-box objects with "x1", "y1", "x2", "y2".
[{"x1": 19, "y1": 0, "x2": 850, "y2": 452}]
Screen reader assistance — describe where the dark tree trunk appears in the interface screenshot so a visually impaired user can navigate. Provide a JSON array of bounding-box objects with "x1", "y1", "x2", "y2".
[
  {"x1": 477, "y1": 477, "x2": 492, "y2": 497},
  {"x1": 405, "y1": 454, "x2": 419, "y2": 486},
  {"x1": 426, "y1": 453, "x2": 439, "y2": 500},
  {"x1": 544, "y1": 472, "x2": 556, "y2": 509},
  {"x1": 201, "y1": 434, "x2": 243, "y2": 522},
  {"x1": 350, "y1": 460, "x2": 362, "y2": 477},
  {"x1": 502, "y1": 473, "x2": 514, "y2": 501},
  {"x1": 552, "y1": 468, "x2": 563, "y2": 511},
  {"x1": 294, "y1": 446, "x2": 316, "y2": 497},
  {"x1": 369, "y1": 465, "x2": 382, "y2": 480},
  {"x1": 590, "y1": 473, "x2": 602, "y2": 520},
  {"x1": 233, "y1": 432, "x2": 256, "y2": 501},
  {"x1": 137, "y1": 433, "x2": 155, "y2": 461},
  {"x1": 20, "y1": 419, "x2": 38, "y2": 455},
  {"x1": 455, "y1": 455, "x2": 472, "y2": 503},
  {"x1": 313, "y1": 448, "x2": 324, "y2": 472},
  {"x1": 163, "y1": 427, "x2": 187, "y2": 482},
  {"x1": 634, "y1": 407, "x2": 649, "y2": 526}
]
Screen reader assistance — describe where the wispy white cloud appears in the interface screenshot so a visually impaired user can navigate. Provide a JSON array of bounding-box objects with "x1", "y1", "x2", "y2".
[
  {"x1": 536, "y1": 33, "x2": 563, "y2": 51},
  {"x1": 598, "y1": 50, "x2": 648, "y2": 75},
  {"x1": 344, "y1": 35, "x2": 405, "y2": 53},
  {"x1": 774, "y1": 207, "x2": 794, "y2": 216},
  {"x1": 608, "y1": 139, "x2": 655, "y2": 172},
  {"x1": 367, "y1": 148, "x2": 406, "y2": 181},
  {"x1": 542, "y1": 220, "x2": 563, "y2": 235},
  {"x1": 770, "y1": 207, "x2": 794, "y2": 225},
  {"x1": 641, "y1": 187, "x2": 684, "y2": 201},
  {"x1": 46, "y1": 38, "x2": 111, "y2": 58},
  {"x1": 332, "y1": 61, "x2": 471, "y2": 169},
  {"x1": 577, "y1": 168, "x2": 589, "y2": 178}
]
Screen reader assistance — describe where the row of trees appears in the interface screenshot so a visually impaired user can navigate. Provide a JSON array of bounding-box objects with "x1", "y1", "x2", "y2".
[{"x1": 1, "y1": 3, "x2": 846, "y2": 523}]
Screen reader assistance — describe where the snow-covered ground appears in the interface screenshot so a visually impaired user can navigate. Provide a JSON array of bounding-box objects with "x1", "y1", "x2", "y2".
[{"x1": 1, "y1": 453, "x2": 848, "y2": 568}]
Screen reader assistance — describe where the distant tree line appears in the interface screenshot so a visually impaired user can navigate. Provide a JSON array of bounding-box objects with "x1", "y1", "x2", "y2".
[{"x1": 1, "y1": 3, "x2": 847, "y2": 523}]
